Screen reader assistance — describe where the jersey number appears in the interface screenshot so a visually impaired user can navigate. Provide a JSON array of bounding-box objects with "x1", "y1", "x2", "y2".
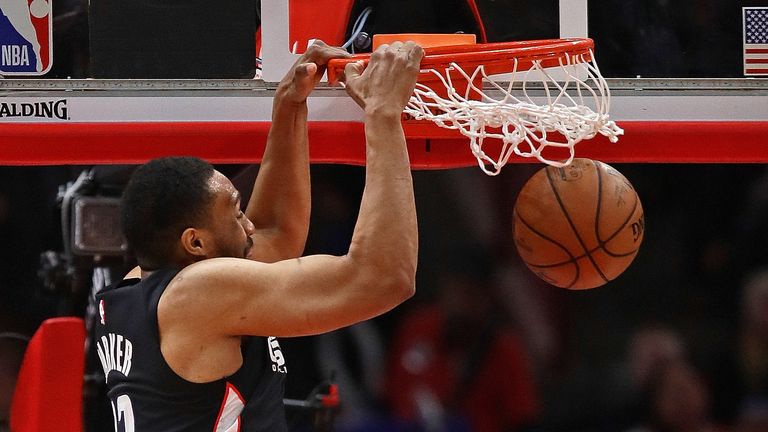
[{"x1": 111, "y1": 394, "x2": 135, "y2": 432}]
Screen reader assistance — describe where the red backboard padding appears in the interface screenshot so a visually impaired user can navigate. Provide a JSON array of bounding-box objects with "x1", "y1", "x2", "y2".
[
  {"x1": 289, "y1": 0, "x2": 357, "y2": 52},
  {"x1": 0, "y1": 121, "x2": 766, "y2": 166},
  {"x1": 10, "y1": 317, "x2": 86, "y2": 432}
]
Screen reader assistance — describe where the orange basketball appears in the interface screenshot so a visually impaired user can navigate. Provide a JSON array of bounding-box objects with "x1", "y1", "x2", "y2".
[{"x1": 512, "y1": 158, "x2": 644, "y2": 289}]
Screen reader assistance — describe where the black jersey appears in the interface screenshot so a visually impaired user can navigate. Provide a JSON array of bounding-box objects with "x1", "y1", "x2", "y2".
[{"x1": 94, "y1": 269, "x2": 288, "y2": 432}]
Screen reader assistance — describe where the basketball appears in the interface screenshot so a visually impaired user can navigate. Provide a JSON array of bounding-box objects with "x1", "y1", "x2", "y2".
[{"x1": 512, "y1": 158, "x2": 644, "y2": 290}]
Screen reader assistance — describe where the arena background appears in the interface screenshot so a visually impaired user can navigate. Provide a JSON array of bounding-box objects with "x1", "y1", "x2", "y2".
[{"x1": 1, "y1": 1, "x2": 767, "y2": 431}]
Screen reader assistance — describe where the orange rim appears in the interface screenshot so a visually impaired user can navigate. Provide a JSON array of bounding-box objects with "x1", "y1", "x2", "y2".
[
  {"x1": 327, "y1": 38, "x2": 594, "y2": 83},
  {"x1": 372, "y1": 33, "x2": 477, "y2": 50}
]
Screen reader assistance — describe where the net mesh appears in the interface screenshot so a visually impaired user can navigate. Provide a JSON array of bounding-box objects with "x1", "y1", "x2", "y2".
[{"x1": 404, "y1": 50, "x2": 623, "y2": 175}]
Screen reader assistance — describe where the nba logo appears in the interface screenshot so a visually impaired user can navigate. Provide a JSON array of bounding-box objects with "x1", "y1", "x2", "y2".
[{"x1": 0, "y1": 0, "x2": 52, "y2": 75}]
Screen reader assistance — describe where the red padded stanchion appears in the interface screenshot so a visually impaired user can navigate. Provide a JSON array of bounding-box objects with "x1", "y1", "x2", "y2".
[{"x1": 10, "y1": 317, "x2": 86, "y2": 432}]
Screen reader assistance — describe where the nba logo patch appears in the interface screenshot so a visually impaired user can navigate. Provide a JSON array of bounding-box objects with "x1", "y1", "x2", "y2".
[{"x1": 0, "y1": 0, "x2": 52, "y2": 75}]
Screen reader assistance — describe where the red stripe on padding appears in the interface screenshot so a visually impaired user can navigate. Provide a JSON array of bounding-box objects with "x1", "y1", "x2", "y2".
[
  {"x1": 580, "y1": 121, "x2": 768, "y2": 164},
  {"x1": 0, "y1": 122, "x2": 273, "y2": 165},
  {"x1": 0, "y1": 121, "x2": 766, "y2": 166}
]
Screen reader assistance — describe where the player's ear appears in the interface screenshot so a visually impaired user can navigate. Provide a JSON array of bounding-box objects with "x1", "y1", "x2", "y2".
[{"x1": 180, "y1": 227, "x2": 207, "y2": 258}]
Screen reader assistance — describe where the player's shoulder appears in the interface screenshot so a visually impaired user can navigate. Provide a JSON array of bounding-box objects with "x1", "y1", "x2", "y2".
[
  {"x1": 98, "y1": 276, "x2": 140, "y2": 297},
  {"x1": 167, "y1": 257, "x2": 270, "y2": 291},
  {"x1": 98, "y1": 268, "x2": 177, "y2": 299}
]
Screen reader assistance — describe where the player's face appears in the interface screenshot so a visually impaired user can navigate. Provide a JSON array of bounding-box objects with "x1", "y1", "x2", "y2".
[{"x1": 204, "y1": 171, "x2": 255, "y2": 259}]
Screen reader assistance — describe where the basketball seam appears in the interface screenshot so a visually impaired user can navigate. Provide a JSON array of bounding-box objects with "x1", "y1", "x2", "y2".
[
  {"x1": 590, "y1": 164, "x2": 612, "y2": 281},
  {"x1": 545, "y1": 164, "x2": 610, "y2": 285},
  {"x1": 541, "y1": 244, "x2": 633, "y2": 263},
  {"x1": 515, "y1": 211, "x2": 579, "y2": 265},
  {"x1": 514, "y1": 210, "x2": 580, "y2": 288},
  {"x1": 595, "y1": 161, "x2": 642, "y2": 258}
]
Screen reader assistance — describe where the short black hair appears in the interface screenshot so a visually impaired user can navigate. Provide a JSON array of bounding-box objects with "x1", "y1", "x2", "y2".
[{"x1": 121, "y1": 156, "x2": 216, "y2": 270}]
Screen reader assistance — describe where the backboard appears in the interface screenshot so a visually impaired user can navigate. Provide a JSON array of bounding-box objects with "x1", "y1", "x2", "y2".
[{"x1": 0, "y1": 0, "x2": 766, "y2": 166}]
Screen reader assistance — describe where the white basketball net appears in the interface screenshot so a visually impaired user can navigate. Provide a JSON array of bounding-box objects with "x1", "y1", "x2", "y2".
[{"x1": 404, "y1": 50, "x2": 624, "y2": 175}]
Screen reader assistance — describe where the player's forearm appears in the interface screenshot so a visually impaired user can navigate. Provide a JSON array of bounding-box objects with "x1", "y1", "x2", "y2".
[
  {"x1": 348, "y1": 113, "x2": 418, "y2": 295},
  {"x1": 246, "y1": 93, "x2": 311, "y2": 258}
]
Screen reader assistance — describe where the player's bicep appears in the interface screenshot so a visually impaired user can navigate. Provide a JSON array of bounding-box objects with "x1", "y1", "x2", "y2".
[
  {"x1": 166, "y1": 255, "x2": 405, "y2": 338},
  {"x1": 237, "y1": 255, "x2": 361, "y2": 335}
]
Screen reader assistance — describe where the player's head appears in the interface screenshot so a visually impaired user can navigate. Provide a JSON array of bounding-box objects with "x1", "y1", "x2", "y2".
[{"x1": 122, "y1": 156, "x2": 254, "y2": 270}]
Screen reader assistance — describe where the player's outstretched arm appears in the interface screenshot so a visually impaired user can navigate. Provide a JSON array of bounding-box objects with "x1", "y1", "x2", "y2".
[
  {"x1": 158, "y1": 43, "x2": 423, "y2": 383},
  {"x1": 246, "y1": 41, "x2": 350, "y2": 262}
]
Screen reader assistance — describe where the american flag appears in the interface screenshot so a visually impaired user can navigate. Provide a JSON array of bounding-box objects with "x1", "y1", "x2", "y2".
[{"x1": 744, "y1": 7, "x2": 768, "y2": 76}]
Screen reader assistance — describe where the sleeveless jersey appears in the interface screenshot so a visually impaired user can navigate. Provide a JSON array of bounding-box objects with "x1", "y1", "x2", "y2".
[{"x1": 93, "y1": 269, "x2": 288, "y2": 432}]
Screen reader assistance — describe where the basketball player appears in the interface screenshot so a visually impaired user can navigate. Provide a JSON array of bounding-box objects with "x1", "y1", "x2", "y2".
[{"x1": 93, "y1": 40, "x2": 423, "y2": 431}]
